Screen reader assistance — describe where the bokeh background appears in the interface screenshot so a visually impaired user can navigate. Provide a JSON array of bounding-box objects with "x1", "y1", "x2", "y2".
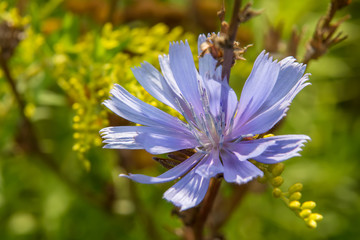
[{"x1": 0, "y1": 0, "x2": 359, "y2": 239}]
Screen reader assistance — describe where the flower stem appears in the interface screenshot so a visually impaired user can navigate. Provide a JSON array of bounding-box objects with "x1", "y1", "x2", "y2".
[
  {"x1": 221, "y1": 0, "x2": 242, "y2": 82},
  {"x1": 207, "y1": 183, "x2": 251, "y2": 238},
  {"x1": 183, "y1": 177, "x2": 222, "y2": 240}
]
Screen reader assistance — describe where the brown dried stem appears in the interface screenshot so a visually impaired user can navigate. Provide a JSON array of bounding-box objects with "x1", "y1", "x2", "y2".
[
  {"x1": 221, "y1": 1, "x2": 261, "y2": 81},
  {"x1": 221, "y1": 0, "x2": 242, "y2": 82},
  {"x1": 287, "y1": 27, "x2": 302, "y2": 58},
  {"x1": 207, "y1": 183, "x2": 250, "y2": 238},
  {"x1": 302, "y1": 0, "x2": 351, "y2": 64},
  {"x1": 181, "y1": 177, "x2": 222, "y2": 240}
]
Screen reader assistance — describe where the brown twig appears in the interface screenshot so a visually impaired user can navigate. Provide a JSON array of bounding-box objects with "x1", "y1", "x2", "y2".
[
  {"x1": 302, "y1": 0, "x2": 351, "y2": 64},
  {"x1": 221, "y1": 0, "x2": 242, "y2": 82},
  {"x1": 207, "y1": 180, "x2": 266, "y2": 238},
  {"x1": 182, "y1": 177, "x2": 222, "y2": 240},
  {"x1": 263, "y1": 22, "x2": 284, "y2": 54},
  {"x1": 107, "y1": 0, "x2": 118, "y2": 23},
  {"x1": 220, "y1": 1, "x2": 261, "y2": 81},
  {"x1": 263, "y1": 22, "x2": 303, "y2": 59},
  {"x1": 287, "y1": 27, "x2": 302, "y2": 58},
  {"x1": 208, "y1": 183, "x2": 249, "y2": 238}
]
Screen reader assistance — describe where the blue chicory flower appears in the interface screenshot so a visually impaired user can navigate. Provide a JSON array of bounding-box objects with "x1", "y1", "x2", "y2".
[{"x1": 100, "y1": 34, "x2": 311, "y2": 211}]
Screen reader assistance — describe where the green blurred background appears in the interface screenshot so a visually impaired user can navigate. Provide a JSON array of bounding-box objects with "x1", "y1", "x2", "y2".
[{"x1": 0, "y1": 0, "x2": 359, "y2": 239}]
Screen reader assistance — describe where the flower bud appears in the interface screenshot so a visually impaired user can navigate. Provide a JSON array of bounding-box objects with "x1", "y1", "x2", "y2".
[
  {"x1": 73, "y1": 132, "x2": 81, "y2": 139},
  {"x1": 271, "y1": 163, "x2": 285, "y2": 176},
  {"x1": 73, "y1": 115, "x2": 81, "y2": 122},
  {"x1": 309, "y1": 213, "x2": 323, "y2": 221},
  {"x1": 272, "y1": 188, "x2": 282, "y2": 198},
  {"x1": 289, "y1": 201, "x2": 301, "y2": 209},
  {"x1": 299, "y1": 209, "x2": 312, "y2": 218},
  {"x1": 305, "y1": 219, "x2": 317, "y2": 229},
  {"x1": 289, "y1": 192, "x2": 302, "y2": 201},
  {"x1": 93, "y1": 137, "x2": 102, "y2": 146},
  {"x1": 271, "y1": 176, "x2": 284, "y2": 187},
  {"x1": 301, "y1": 201, "x2": 316, "y2": 210},
  {"x1": 72, "y1": 143, "x2": 80, "y2": 151},
  {"x1": 288, "y1": 183, "x2": 303, "y2": 193}
]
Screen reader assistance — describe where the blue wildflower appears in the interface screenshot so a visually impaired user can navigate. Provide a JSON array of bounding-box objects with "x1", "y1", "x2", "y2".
[{"x1": 100, "y1": 34, "x2": 311, "y2": 211}]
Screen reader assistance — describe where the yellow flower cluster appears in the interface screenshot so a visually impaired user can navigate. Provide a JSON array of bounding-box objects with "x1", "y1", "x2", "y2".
[
  {"x1": 54, "y1": 22, "x2": 196, "y2": 168},
  {"x1": 253, "y1": 134, "x2": 323, "y2": 228},
  {"x1": 0, "y1": 4, "x2": 43, "y2": 119},
  {"x1": 0, "y1": 2, "x2": 30, "y2": 27}
]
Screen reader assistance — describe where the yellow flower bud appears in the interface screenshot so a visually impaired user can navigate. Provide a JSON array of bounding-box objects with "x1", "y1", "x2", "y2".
[
  {"x1": 100, "y1": 110, "x2": 107, "y2": 116},
  {"x1": 271, "y1": 176, "x2": 284, "y2": 187},
  {"x1": 289, "y1": 192, "x2": 302, "y2": 201},
  {"x1": 301, "y1": 201, "x2": 316, "y2": 210},
  {"x1": 272, "y1": 188, "x2": 282, "y2": 198},
  {"x1": 82, "y1": 159, "x2": 91, "y2": 172},
  {"x1": 289, "y1": 201, "x2": 301, "y2": 210},
  {"x1": 77, "y1": 108, "x2": 85, "y2": 115},
  {"x1": 305, "y1": 219, "x2": 317, "y2": 229},
  {"x1": 102, "y1": 119, "x2": 109, "y2": 126},
  {"x1": 73, "y1": 115, "x2": 81, "y2": 122},
  {"x1": 94, "y1": 137, "x2": 102, "y2": 146},
  {"x1": 69, "y1": 77, "x2": 78, "y2": 86},
  {"x1": 299, "y1": 209, "x2": 312, "y2": 218},
  {"x1": 288, "y1": 183, "x2": 303, "y2": 193},
  {"x1": 72, "y1": 103, "x2": 81, "y2": 110},
  {"x1": 271, "y1": 163, "x2": 285, "y2": 176},
  {"x1": 73, "y1": 132, "x2": 81, "y2": 139},
  {"x1": 309, "y1": 213, "x2": 323, "y2": 222},
  {"x1": 79, "y1": 147, "x2": 87, "y2": 153},
  {"x1": 24, "y1": 103, "x2": 35, "y2": 118},
  {"x1": 72, "y1": 143, "x2": 80, "y2": 151},
  {"x1": 97, "y1": 90, "x2": 105, "y2": 97}
]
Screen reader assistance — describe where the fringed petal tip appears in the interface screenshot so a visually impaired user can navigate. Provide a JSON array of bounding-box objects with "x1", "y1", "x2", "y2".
[
  {"x1": 234, "y1": 170, "x2": 264, "y2": 185},
  {"x1": 252, "y1": 134, "x2": 311, "y2": 164},
  {"x1": 99, "y1": 127, "x2": 114, "y2": 136},
  {"x1": 119, "y1": 173, "x2": 167, "y2": 184},
  {"x1": 169, "y1": 39, "x2": 190, "y2": 48},
  {"x1": 258, "y1": 50, "x2": 279, "y2": 63},
  {"x1": 162, "y1": 172, "x2": 210, "y2": 211},
  {"x1": 162, "y1": 196, "x2": 194, "y2": 211},
  {"x1": 303, "y1": 135, "x2": 311, "y2": 141},
  {"x1": 163, "y1": 194, "x2": 203, "y2": 212}
]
